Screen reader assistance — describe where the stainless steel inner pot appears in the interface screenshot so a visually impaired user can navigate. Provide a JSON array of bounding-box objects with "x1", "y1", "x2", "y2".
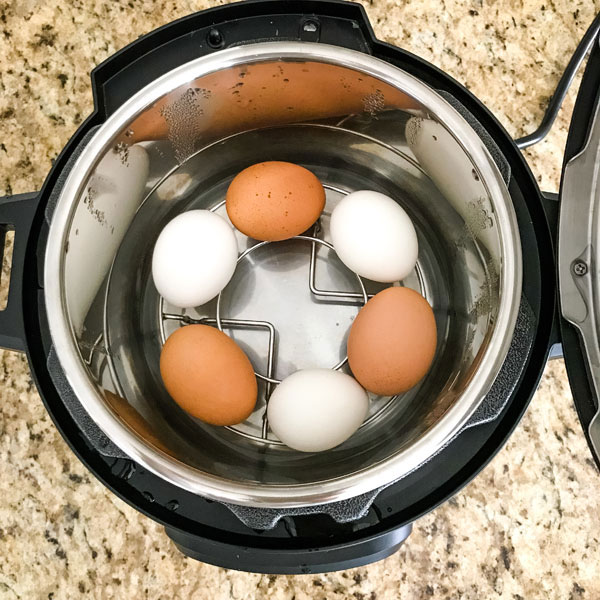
[{"x1": 45, "y1": 43, "x2": 522, "y2": 507}]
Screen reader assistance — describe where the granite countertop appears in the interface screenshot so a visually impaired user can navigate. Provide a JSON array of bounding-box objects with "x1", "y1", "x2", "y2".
[{"x1": 1, "y1": 1, "x2": 600, "y2": 598}]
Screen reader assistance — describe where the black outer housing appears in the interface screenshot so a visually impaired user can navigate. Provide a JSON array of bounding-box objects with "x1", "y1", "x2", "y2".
[
  {"x1": 0, "y1": 192, "x2": 39, "y2": 352},
  {"x1": 3, "y1": 0, "x2": 560, "y2": 573},
  {"x1": 558, "y1": 39, "x2": 600, "y2": 471}
]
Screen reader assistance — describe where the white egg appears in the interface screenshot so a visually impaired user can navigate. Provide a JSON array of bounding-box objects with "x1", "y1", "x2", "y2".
[
  {"x1": 267, "y1": 369, "x2": 369, "y2": 452},
  {"x1": 330, "y1": 190, "x2": 418, "y2": 282},
  {"x1": 152, "y1": 210, "x2": 238, "y2": 308}
]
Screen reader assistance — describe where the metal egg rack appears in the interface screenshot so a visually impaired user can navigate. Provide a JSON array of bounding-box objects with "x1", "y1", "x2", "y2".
[{"x1": 154, "y1": 188, "x2": 426, "y2": 446}]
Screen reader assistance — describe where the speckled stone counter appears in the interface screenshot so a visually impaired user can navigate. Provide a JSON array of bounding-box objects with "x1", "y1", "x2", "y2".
[{"x1": 1, "y1": 1, "x2": 600, "y2": 598}]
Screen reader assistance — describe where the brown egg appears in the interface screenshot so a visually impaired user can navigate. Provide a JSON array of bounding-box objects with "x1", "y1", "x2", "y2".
[
  {"x1": 160, "y1": 324, "x2": 257, "y2": 426},
  {"x1": 226, "y1": 161, "x2": 326, "y2": 241},
  {"x1": 347, "y1": 287, "x2": 437, "y2": 396}
]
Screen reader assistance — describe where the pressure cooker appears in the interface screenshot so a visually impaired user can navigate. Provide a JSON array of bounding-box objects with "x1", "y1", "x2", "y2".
[{"x1": 1, "y1": 0, "x2": 598, "y2": 573}]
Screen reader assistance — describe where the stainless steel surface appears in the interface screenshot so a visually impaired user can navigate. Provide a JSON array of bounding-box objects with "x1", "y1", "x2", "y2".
[
  {"x1": 214, "y1": 233, "x2": 369, "y2": 383},
  {"x1": 559, "y1": 87, "x2": 600, "y2": 464},
  {"x1": 44, "y1": 43, "x2": 521, "y2": 507}
]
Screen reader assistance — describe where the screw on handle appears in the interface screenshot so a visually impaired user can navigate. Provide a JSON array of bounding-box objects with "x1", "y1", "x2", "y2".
[{"x1": 572, "y1": 260, "x2": 588, "y2": 276}]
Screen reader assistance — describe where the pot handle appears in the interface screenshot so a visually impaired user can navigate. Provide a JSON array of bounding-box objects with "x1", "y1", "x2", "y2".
[{"x1": 0, "y1": 192, "x2": 40, "y2": 352}]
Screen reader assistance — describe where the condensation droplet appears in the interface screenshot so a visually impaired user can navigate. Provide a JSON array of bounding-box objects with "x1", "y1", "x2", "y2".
[
  {"x1": 161, "y1": 87, "x2": 211, "y2": 164},
  {"x1": 362, "y1": 89, "x2": 385, "y2": 117},
  {"x1": 113, "y1": 141, "x2": 130, "y2": 166}
]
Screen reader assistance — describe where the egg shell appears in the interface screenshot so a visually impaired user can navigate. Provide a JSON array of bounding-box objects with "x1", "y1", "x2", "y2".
[
  {"x1": 330, "y1": 190, "x2": 418, "y2": 282},
  {"x1": 267, "y1": 369, "x2": 369, "y2": 452},
  {"x1": 226, "y1": 161, "x2": 326, "y2": 241},
  {"x1": 160, "y1": 325, "x2": 258, "y2": 426},
  {"x1": 152, "y1": 210, "x2": 238, "y2": 308},
  {"x1": 348, "y1": 287, "x2": 436, "y2": 395}
]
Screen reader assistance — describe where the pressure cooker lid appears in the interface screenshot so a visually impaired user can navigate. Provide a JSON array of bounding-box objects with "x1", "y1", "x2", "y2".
[{"x1": 558, "y1": 36, "x2": 600, "y2": 467}]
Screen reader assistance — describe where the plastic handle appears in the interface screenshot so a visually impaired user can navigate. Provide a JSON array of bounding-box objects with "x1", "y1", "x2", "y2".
[{"x1": 0, "y1": 192, "x2": 39, "y2": 352}]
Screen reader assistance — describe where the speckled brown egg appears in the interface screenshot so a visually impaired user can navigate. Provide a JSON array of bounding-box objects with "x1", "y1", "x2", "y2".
[
  {"x1": 226, "y1": 161, "x2": 326, "y2": 241},
  {"x1": 160, "y1": 324, "x2": 257, "y2": 426},
  {"x1": 347, "y1": 287, "x2": 437, "y2": 396}
]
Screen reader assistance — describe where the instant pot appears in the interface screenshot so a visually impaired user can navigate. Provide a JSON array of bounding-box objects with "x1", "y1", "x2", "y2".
[{"x1": 1, "y1": 0, "x2": 599, "y2": 574}]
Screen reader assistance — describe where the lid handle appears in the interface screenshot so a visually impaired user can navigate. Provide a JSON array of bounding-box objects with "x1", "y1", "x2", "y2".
[{"x1": 558, "y1": 75, "x2": 600, "y2": 465}]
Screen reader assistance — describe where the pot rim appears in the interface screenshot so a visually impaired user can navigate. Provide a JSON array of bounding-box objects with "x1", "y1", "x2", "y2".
[{"x1": 44, "y1": 42, "x2": 522, "y2": 508}]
